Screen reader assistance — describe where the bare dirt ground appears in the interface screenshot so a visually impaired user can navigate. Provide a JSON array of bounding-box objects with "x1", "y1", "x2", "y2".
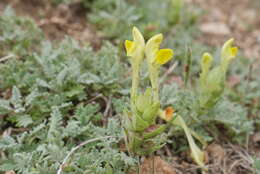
[
  {"x1": 191, "y1": 0, "x2": 260, "y2": 60},
  {"x1": 130, "y1": 142, "x2": 258, "y2": 174},
  {"x1": 0, "y1": 0, "x2": 101, "y2": 49}
]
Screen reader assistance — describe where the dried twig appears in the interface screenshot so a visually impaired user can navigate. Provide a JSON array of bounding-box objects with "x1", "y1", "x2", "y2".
[
  {"x1": 164, "y1": 145, "x2": 173, "y2": 157},
  {"x1": 228, "y1": 159, "x2": 244, "y2": 173},
  {"x1": 160, "y1": 62, "x2": 178, "y2": 84},
  {"x1": 0, "y1": 55, "x2": 15, "y2": 62},
  {"x1": 56, "y1": 136, "x2": 115, "y2": 174},
  {"x1": 103, "y1": 96, "x2": 112, "y2": 117},
  {"x1": 224, "y1": 143, "x2": 254, "y2": 173},
  {"x1": 86, "y1": 93, "x2": 103, "y2": 104}
]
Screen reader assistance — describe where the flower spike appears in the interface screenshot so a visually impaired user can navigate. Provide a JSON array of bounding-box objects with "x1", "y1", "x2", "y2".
[
  {"x1": 145, "y1": 32, "x2": 174, "y2": 101},
  {"x1": 221, "y1": 38, "x2": 238, "y2": 62},
  {"x1": 124, "y1": 27, "x2": 146, "y2": 106},
  {"x1": 221, "y1": 38, "x2": 238, "y2": 74},
  {"x1": 200, "y1": 52, "x2": 213, "y2": 83}
]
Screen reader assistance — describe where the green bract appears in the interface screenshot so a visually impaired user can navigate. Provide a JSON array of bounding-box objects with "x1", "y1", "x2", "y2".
[{"x1": 123, "y1": 88, "x2": 166, "y2": 155}]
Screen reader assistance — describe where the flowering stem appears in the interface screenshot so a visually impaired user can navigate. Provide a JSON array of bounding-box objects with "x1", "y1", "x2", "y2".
[
  {"x1": 149, "y1": 65, "x2": 159, "y2": 102},
  {"x1": 152, "y1": 154, "x2": 155, "y2": 174},
  {"x1": 131, "y1": 60, "x2": 140, "y2": 108},
  {"x1": 172, "y1": 116, "x2": 206, "y2": 170}
]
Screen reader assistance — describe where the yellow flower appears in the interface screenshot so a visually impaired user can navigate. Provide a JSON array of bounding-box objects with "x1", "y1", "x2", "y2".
[
  {"x1": 221, "y1": 38, "x2": 238, "y2": 62},
  {"x1": 125, "y1": 27, "x2": 145, "y2": 58},
  {"x1": 124, "y1": 27, "x2": 146, "y2": 104},
  {"x1": 220, "y1": 38, "x2": 238, "y2": 74},
  {"x1": 145, "y1": 33, "x2": 174, "y2": 65}
]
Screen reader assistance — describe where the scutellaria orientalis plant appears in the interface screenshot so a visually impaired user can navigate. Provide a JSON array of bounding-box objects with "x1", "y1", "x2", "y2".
[{"x1": 123, "y1": 27, "x2": 238, "y2": 171}]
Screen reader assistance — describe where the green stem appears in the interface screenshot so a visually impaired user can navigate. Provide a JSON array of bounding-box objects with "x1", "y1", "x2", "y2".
[
  {"x1": 152, "y1": 154, "x2": 155, "y2": 174},
  {"x1": 131, "y1": 60, "x2": 140, "y2": 108},
  {"x1": 137, "y1": 156, "x2": 141, "y2": 174},
  {"x1": 149, "y1": 65, "x2": 159, "y2": 102},
  {"x1": 172, "y1": 116, "x2": 206, "y2": 170}
]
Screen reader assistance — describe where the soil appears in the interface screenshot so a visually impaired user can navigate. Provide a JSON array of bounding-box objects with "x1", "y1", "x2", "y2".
[
  {"x1": 127, "y1": 142, "x2": 257, "y2": 174},
  {"x1": 0, "y1": 0, "x2": 101, "y2": 49},
  {"x1": 191, "y1": 0, "x2": 260, "y2": 61}
]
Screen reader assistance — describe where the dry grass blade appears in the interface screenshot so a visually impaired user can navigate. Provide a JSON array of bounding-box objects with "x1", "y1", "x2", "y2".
[
  {"x1": 0, "y1": 55, "x2": 15, "y2": 62},
  {"x1": 56, "y1": 136, "x2": 116, "y2": 174}
]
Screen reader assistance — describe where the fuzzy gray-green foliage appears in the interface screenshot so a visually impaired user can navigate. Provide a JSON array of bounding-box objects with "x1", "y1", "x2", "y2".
[
  {"x1": 160, "y1": 83, "x2": 254, "y2": 144},
  {"x1": 0, "y1": 37, "x2": 129, "y2": 125},
  {"x1": 0, "y1": 3, "x2": 258, "y2": 173},
  {"x1": 84, "y1": 0, "x2": 201, "y2": 40},
  {"x1": 0, "y1": 9, "x2": 135, "y2": 173},
  {"x1": 0, "y1": 7, "x2": 42, "y2": 56},
  {"x1": 0, "y1": 107, "x2": 134, "y2": 174}
]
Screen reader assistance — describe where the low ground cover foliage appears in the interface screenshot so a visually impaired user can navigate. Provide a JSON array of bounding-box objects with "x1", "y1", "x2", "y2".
[{"x1": 0, "y1": 2, "x2": 259, "y2": 174}]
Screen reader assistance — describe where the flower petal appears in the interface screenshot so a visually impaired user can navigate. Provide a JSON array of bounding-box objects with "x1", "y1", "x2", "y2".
[
  {"x1": 145, "y1": 34, "x2": 163, "y2": 59},
  {"x1": 146, "y1": 33, "x2": 163, "y2": 49},
  {"x1": 231, "y1": 47, "x2": 238, "y2": 57},
  {"x1": 155, "y1": 49, "x2": 174, "y2": 65},
  {"x1": 158, "y1": 107, "x2": 175, "y2": 121},
  {"x1": 132, "y1": 27, "x2": 145, "y2": 47},
  {"x1": 221, "y1": 38, "x2": 234, "y2": 53},
  {"x1": 125, "y1": 40, "x2": 135, "y2": 56},
  {"x1": 165, "y1": 106, "x2": 174, "y2": 121}
]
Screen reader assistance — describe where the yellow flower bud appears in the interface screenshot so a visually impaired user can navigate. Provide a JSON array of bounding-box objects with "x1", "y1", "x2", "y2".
[
  {"x1": 221, "y1": 38, "x2": 238, "y2": 62},
  {"x1": 221, "y1": 38, "x2": 238, "y2": 74},
  {"x1": 201, "y1": 53, "x2": 213, "y2": 70},
  {"x1": 200, "y1": 52, "x2": 213, "y2": 83}
]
